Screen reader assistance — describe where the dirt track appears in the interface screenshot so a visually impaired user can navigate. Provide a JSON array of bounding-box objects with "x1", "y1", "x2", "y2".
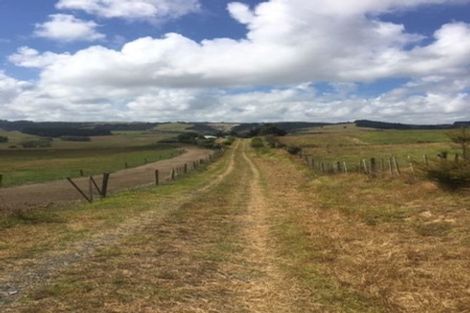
[{"x1": 0, "y1": 146, "x2": 212, "y2": 211}]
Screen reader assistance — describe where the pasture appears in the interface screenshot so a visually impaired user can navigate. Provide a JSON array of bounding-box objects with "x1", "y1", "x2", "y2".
[
  {"x1": 0, "y1": 130, "x2": 183, "y2": 187},
  {"x1": 279, "y1": 124, "x2": 458, "y2": 167},
  {"x1": 0, "y1": 124, "x2": 469, "y2": 313}
]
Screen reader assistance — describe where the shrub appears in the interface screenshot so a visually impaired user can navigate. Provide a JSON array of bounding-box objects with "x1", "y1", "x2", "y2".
[
  {"x1": 251, "y1": 137, "x2": 264, "y2": 148},
  {"x1": 177, "y1": 132, "x2": 202, "y2": 144},
  {"x1": 0, "y1": 136, "x2": 8, "y2": 143},
  {"x1": 422, "y1": 160, "x2": 470, "y2": 190},
  {"x1": 223, "y1": 136, "x2": 235, "y2": 146},
  {"x1": 287, "y1": 145, "x2": 302, "y2": 155},
  {"x1": 20, "y1": 139, "x2": 52, "y2": 149},
  {"x1": 60, "y1": 136, "x2": 91, "y2": 142}
]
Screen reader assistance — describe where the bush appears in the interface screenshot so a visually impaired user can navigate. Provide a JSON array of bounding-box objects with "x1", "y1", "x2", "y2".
[
  {"x1": 20, "y1": 139, "x2": 52, "y2": 149},
  {"x1": 60, "y1": 136, "x2": 91, "y2": 142},
  {"x1": 177, "y1": 132, "x2": 202, "y2": 144},
  {"x1": 251, "y1": 137, "x2": 264, "y2": 148},
  {"x1": 422, "y1": 160, "x2": 470, "y2": 190},
  {"x1": 0, "y1": 136, "x2": 8, "y2": 143},
  {"x1": 287, "y1": 145, "x2": 302, "y2": 155},
  {"x1": 223, "y1": 136, "x2": 235, "y2": 146}
]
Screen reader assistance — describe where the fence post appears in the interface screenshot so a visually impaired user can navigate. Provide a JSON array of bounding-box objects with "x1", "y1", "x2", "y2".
[
  {"x1": 66, "y1": 177, "x2": 92, "y2": 203},
  {"x1": 388, "y1": 158, "x2": 393, "y2": 176},
  {"x1": 362, "y1": 159, "x2": 368, "y2": 174},
  {"x1": 155, "y1": 169, "x2": 159, "y2": 186},
  {"x1": 184, "y1": 163, "x2": 188, "y2": 174},
  {"x1": 343, "y1": 161, "x2": 348, "y2": 174},
  {"x1": 125, "y1": 162, "x2": 129, "y2": 169},
  {"x1": 370, "y1": 158, "x2": 377, "y2": 176},
  {"x1": 424, "y1": 154, "x2": 429, "y2": 167},
  {"x1": 393, "y1": 156, "x2": 401, "y2": 175},
  {"x1": 80, "y1": 169, "x2": 84, "y2": 177},
  {"x1": 171, "y1": 169, "x2": 175, "y2": 180},
  {"x1": 0, "y1": 174, "x2": 2, "y2": 187},
  {"x1": 101, "y1": 173, "x2": 110, "y2": 197},
  {"x1": 88, "y1": 177, "x2": 94, "y2": 203},
  {"x1": 408, "y1": 156, "x2": 415, "y2": 176}
]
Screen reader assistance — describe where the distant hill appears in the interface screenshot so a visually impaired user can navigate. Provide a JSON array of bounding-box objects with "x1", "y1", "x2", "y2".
[
  {"x1": 232, "y1": 122, "x2": 330, "y2": 136},
  {"x1": 354, "y1": 120, "x2": 469, "y2": 130}
]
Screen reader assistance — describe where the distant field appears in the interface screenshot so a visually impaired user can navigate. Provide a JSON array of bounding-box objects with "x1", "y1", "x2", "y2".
[
  {"x1": 280, "y1": 124, "x2": 458, "y2": 167},
  {"x1": 0, "y1": 130, "x2": 185, "y2": 187}
]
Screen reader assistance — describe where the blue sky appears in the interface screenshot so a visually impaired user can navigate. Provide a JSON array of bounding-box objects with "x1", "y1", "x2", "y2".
[{"x1": 0, "y1": 0, "x2": 469, "y2": 123}]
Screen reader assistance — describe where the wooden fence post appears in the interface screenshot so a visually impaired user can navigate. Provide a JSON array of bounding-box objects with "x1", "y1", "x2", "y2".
[
  {"x1": 408, "y1": 156, "x2": 415, "y2": 176},
  {"x1": 80, "y1": 169, "x2": 84, "y2": 177},
  {"x1": 155, "y1": 169, "x2": 159, "y2": 186},
  {"x1": 362, "y1": 159, "x2": 368, "y2": 174},
  {"x1": 424, "y1": 154, "x2": 429, "y2": 167},
  {"x1": 184, "y1": 163, "x2": 188, "y2": 174},
  {"x1": 343, "y1": 161, "x2": 348, "y2": 174},
  {"x1": 88, "y1": 177, "x2": 94, "y2": 202},
  {"x1": 388, "y1": 158, "x2": 393, "y2": 176},
  {"x1": 0, "y1": 174, "x2": 3, "y2": 187},
  {"x1": 370, "y1": 158, "x2": 377, "y2": 176},
  {"x1": 393, "y1": 156, "x2": 401, "y2": 175},
  {"x1": 171, "y1": 169, "x2": 176, "y2": 180},
  {"x1": 101, "y1": 173, "x2": 110, "y2": 197},
  {"x1": 66, "y1": 177, "x2": 92, "y2": 203}
]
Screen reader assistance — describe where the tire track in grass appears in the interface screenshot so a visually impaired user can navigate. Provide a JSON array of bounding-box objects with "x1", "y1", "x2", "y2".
[
  {"x1": 0, "y1": 141, "x2": 241, "y2": 308},
  {"x1": 2, "y1": 140, "x2": 250, "y2": 313},
  {"x1": 232, "y1": 141, "x2": 293, "y2": 312}
]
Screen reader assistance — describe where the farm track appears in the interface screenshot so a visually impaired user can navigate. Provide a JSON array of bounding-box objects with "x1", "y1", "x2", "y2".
[
  {"x1": 0, "y1": 146, "x2": 212, "y2": 211},
  {"x1": 0, "y1": 142, "x2": 240, "y2": 308},
  {"x1": 0, "y1": 140, "x2": 312, "y2": 313}
]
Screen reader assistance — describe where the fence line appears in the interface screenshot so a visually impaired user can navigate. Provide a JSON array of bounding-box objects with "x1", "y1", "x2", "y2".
[
  {"x1": 64, "y1": 148, "x2": 224, "y2": 203},
  {"x1": 295, "y1": 149, "x2": 462, "y2": 179}
]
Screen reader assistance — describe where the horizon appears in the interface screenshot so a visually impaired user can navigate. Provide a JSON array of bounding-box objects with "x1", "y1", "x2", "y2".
[{"x1": 0, "y1": 0, "x2": 470, "y2": 123}]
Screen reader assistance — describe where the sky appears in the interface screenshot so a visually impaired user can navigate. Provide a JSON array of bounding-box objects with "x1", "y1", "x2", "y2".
[{"x1": 0, "y1": 0, "x2": 469, "y2": 123}]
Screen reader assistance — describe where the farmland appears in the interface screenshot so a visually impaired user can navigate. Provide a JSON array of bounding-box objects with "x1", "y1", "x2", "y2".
[
  {"x1": 0, "y1": 130, "x2": 183, "y2": 187},
  {"x1": 0, "y1": 123, "x2": 469, "y2": 313}
]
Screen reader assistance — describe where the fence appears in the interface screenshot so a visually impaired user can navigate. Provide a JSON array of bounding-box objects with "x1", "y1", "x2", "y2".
[
  {"x1": 0, "y1": 148, "x2": 224, "y2": 210},
  {"x1": 295, "y1": 149, "x2": 462, "y2": 178},
  {"x1": 64, "y1": 148, "x2": 224, "y2": 203}
]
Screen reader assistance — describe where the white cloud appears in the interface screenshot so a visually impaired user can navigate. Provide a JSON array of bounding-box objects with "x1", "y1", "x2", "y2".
[
  {"x1": 3, "y1": 0, "x2": 470, "y2": 122},
  {"x1": 56, "y1": 0, "x2": 200, "y2": 21},
  {"x1": 35, "y1": 14, "x2": 105, "y2": 42}
]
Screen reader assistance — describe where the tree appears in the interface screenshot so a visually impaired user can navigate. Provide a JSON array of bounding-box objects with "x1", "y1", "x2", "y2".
[{"x1": 447, "y1": 127, "x2": 470, "y2": 160}]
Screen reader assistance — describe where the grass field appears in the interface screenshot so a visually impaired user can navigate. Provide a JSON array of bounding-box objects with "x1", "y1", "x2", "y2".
[
  {"x1": 279, "y1": 124, "x2": 458, "y2": 168},
  {"x1": 0, "y1": 127, "x2": 469, "y2": 312},
  {"x1": 0, "y1": 129, "x2": 185, "y2": 187}
]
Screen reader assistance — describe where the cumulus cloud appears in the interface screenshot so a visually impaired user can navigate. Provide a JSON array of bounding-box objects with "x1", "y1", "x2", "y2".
[
  {"x1": 3, "y1": 0, "x2": 470, "y2": 122},
  {"x1": 34, "y1": 14, "x2": 105, "y2": 42},
  {"x1": 56, "y1": 0, "x2": 200, "y2": 21}
]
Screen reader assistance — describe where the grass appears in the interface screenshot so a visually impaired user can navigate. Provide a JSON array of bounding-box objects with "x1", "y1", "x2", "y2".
[
  {"x1": 258, "y1": 138, "x2": 470, "y2": 312},
  {"x1": 0, "y1": 144, "x2": 182, "y2": 187},
  {"x1": 252, "y1": 147, "x2": 387, "y2": 312},
  {"x1": 0, "y1": 146, "x2": 231, "y2": 262},
  {"x1": 280, "y1": 124, "x2": 458, "y2": 169},
  {"x1": 1, "y1": 142, "x2": 250, "y2": 312}
]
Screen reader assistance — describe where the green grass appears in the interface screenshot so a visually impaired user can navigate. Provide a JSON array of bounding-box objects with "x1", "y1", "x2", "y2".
[
  {"x1": 0, "y1": 145, "x2": 182, "y2": 187},
  {"x1": 281, "y1": 124, "x2": 457, "y2": 168}
]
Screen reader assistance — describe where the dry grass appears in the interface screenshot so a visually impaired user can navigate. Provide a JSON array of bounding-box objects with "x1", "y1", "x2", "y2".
[{"x1": 254, "y1": 147, "x2": 470, "y2": 312}]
